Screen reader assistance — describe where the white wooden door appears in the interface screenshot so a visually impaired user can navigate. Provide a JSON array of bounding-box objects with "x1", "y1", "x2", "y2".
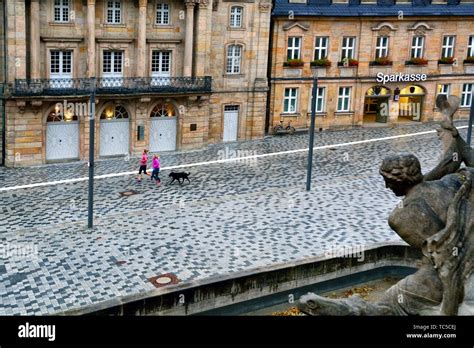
[
  {"x1": 223, "y1": 106, "x2": 239, "y2": 142},
  {"x1": 46, "y1": 122, "x2": 79, "y2": 161},
  {"x1": 100, "y1": 120, "x2": 130, "y2": 156},
  {"x1": 149, "y1": 118, "x2": 177, "y2": 152}
]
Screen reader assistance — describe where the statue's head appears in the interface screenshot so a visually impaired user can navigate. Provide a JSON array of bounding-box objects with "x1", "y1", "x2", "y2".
[{"x1": 379, "y1": 153, "x2": 423, "y2": 196}]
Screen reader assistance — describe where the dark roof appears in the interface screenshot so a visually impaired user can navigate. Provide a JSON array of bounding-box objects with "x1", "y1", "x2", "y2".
[{"x1": 273, "y1": 0, "x2": 474, "y2": 17}]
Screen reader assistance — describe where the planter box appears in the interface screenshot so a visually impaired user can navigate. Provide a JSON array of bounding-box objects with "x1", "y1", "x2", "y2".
[
  {"x1": 339, "y1": 66, "x2": 357, "y2": 77},
  {"x1": 311, "y1": 67, "x2": 327, "y2": 77}
]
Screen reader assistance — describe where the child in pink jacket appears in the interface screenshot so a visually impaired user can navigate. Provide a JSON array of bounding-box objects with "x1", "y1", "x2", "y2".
[{"x1": 150, "y1": 154, "x2": 161, "y2": 186}]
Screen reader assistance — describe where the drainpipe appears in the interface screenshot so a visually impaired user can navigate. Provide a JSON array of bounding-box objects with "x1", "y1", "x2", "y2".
[{"x1": 1, "y1": 0, "x2": 7, "y2": 166}]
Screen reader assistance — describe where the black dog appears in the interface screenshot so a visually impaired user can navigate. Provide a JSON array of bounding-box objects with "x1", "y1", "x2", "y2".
[{"x1": 168, "y1": 171, "x2": 191, "y2": 185}]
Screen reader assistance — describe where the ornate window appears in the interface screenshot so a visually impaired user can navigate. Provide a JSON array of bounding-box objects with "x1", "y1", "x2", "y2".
[
  {"x1": 150, "y1": 103, "x2": 176, "y2": 118},
  {"x1": 230, "y1": 6, "x2": 243, "y2": 28},
  {"x1": 106, "y1": 0, "x2": 122, "y2": 24},
  {"x1": 100, "y1": 105, "x2": 129, "y2": 120},
  {"x1": 226, "y1": 45, "x2": 242, "y2": 74},
  {"x1": 47, "y1": 105, "x2": 78, "y2": 122},
  {"x1": 156, "y1": 3, "x2": 170, "y2": 25},
  {"x1": 54, "y1": 0, "x2": 70, "y2": 22}
]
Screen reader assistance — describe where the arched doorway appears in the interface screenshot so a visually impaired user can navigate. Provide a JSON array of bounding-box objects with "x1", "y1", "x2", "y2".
[
  {"x1": 46, "y1": 105, "x2": 79, "y2": 161},
  {"x1": 363, "y1": 86, "x2": 391, "y2": 124},
  {"x1": 149, "y1": 103, "x2": 177, "y2": 152},
  {"x1": 398, "y1": 85, "x2": 425, "y2": 122},
  {"x1": 99, "y1": 104, "x2": 130, "y2": 156}
]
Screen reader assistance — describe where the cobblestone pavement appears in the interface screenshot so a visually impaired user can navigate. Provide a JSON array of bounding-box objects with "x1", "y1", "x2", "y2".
[{"x1": 0, "y1": 121, "x2": 470, "y2": 315}]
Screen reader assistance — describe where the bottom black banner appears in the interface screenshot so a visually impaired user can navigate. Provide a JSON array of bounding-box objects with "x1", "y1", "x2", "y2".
[{"x1": 0, "y1": 316, "x2": 472, "y2": 346}]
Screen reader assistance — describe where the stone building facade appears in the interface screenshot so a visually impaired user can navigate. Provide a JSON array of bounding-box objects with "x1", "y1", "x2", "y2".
[
  {"x1": 2, "y1": 0, "x2": 270, "y2": 167},
  {"x1": 270, "y1": 0, "x2": 474, "y2": 132}
]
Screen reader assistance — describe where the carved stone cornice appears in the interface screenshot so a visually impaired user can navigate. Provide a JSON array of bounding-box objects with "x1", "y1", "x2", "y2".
[
  {"x1": 197, "y1": 0, "x2": 209, "y2": 8},
  {"x1": 258, "y1": 0, "x2": 271, "y2": 12},
  {"x1": 185, "y1": 0, "x2": 196, "y2": 8}
]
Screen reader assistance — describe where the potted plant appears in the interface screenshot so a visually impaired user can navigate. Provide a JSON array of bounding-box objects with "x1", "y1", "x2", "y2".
[
  {"x1": 338, "y1": 58, "x2": 359, "y2": 67},
  {"x1": 310, "y1": 58, "x2": 331, "y2": 67},
  {"x1": 406, "y1": 57, "x2": 428, "y2": 66},
  {"x1": 283, "y1": 58, "x2": 304, "y2": 67},
  {"x1": 370, "y1": 57, "x2": 393, "y2": 66},
  {"x1": 464, "y1": 56, "x2": 474, "y2": 64},
  {"x1": 438, "y1": 56, "x2": 455, "y2": 65}
]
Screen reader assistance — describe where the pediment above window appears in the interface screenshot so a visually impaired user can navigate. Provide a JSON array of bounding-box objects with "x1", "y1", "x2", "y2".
[{"x1": 282, "y1": 22, "x2": 310, "y2": 32}]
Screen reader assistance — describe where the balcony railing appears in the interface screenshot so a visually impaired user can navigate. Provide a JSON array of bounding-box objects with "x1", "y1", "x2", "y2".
[{"x1": 11, "y1": 76, "x2": 212, "y2": 97}]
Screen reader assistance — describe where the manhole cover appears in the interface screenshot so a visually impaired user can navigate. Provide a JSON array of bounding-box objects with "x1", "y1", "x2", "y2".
[
  {"x1": 119, "y1": 190, "x2": 139, "y2": 197},
  {"x1": 156, "y1": 276, "x2": 172, "y2": 284},
  {"x1": 148, "y1": 273, "x2": 180, "y2": 288}
]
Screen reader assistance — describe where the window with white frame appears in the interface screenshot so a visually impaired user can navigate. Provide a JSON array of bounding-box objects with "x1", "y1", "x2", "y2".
[
  {"x1": 103, "y1": 51, "x2": 123, "y2": 75},
  {"x1": 50, "y1": 50, "x2": 72, "y2": 88},
  {"x1": 375, "y1": 36, "x2": 389, "y2": 59},
  {"x1": 284, "y1": 88, "x2": 298, "y2": 113},
  {"x1": 156, "y1": 3, "x2": 170, "y2": 25},
  {"x1": 230, "y1": 6, "x2": 243, "y2": 28},
  {"x1": 337, "y1": 87, "x2": 351, "y2": 112},
  {"x1": 468, "y1": 36, "x2": 474, "y2": 57},
  {"x1": 309, "y1": 87, "x2": 326, "y2": 113},
  {"x1": 102, "y1": 51, "x2": 123, "y2": 86},
  {"x1": 151, "y1": 51, "x2": 171, "y2": 75},
  {"x1": 287, "y1": 37, "x2": 301, "y2": 60},
  {"x1": 438, "y1": 84, "x2": 450, "y2": 96},
  {"x1": 461, "y1": 83, "x2": 473, "y2": 107},
  {"x1": 441, "y1": 36, "x2": 455, "y2": 58},
  {"x1": 314, "y1": 37, "x2": 329, "y2": 60},
  {"x1": 411, "y1": 36, "x2": 424, "y2": 58},
  {"x1": 54, "y1": 0, "x2": 70, "y2": 22},
  {"x1": 106, "y1": 1, "x2": 122, "y2": 24},
  {"x1": 50, "y1": 50, "x2": 72, "y2": 78},
  {"x1": 226, "y1": 45, "x2": 242, "y2": 74},
  {"x1": 341, "y1": 37, "x2": 356, "y2": 60}
]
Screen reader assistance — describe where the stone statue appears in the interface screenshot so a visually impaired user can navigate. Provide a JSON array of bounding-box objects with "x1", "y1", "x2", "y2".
[{"x1": 298, "y1": 95, "x2": 473, "y2": 316}]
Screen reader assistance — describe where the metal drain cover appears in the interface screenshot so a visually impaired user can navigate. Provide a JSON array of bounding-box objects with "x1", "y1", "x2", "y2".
[
  {"x1": 156, "y1": 276, "x2": 172, "y2": 284},
  {"x1": 119, "y1": 190, "x2": 139, "y2": 197},
  {"x1": 148, "y1": 273, "x2": 180, "y2": 288}
]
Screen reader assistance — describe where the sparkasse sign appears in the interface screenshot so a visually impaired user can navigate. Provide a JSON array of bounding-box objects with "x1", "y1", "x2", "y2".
[{"x1": 376, "y1": 72, "x2": 428, "y2": 84}]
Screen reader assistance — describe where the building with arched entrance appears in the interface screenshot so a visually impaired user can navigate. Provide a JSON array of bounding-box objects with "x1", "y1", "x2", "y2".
[
  {"x1": 269, "y1": 0, "x2": 474, "y2": 131},
  {"x1": 2, "y1": 0, "x2": 271, "y2": 167}
]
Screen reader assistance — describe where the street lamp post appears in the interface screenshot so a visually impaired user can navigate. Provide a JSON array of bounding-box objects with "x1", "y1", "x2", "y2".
[
  {"x1": 467, "y1": 91, "x2": 474, "y2": 145},
  {"x1": 306, "y1": 75, "x2": 318, "y2": 191},
  {"x1": 87, "y1": 77, "x2": 96, "y2": 228}
]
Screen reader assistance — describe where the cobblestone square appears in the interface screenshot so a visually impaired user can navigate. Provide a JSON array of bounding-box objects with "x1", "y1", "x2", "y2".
[{"x1": 0, "y1": 121, "x2": 469, "y2": 315}]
